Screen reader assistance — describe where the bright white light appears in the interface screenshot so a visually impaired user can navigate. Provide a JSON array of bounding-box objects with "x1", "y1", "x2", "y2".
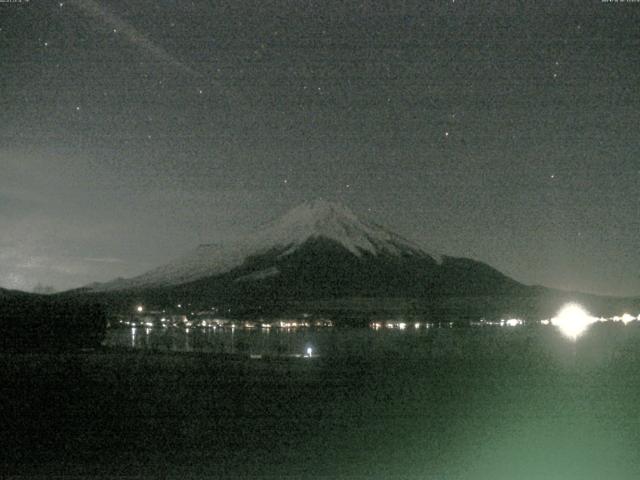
[
  {"x1": 306, "y1": 347, "x2": 313, "y2": 357},
  {"x1": 136, "y1": 305, "x2": 143, "y2": 313},
  {"x1": 504, "y1": 318, "x2": 522, "y2": 327},
  {"x1": 621, "y1": 313, "x2": 635, "y2": 325},
  {"x1": 398, "y1": 322, "x2": 407, "y2": 330},
  {"x1": 551, "y1": 304, "x2": 594, "y2": 340}
]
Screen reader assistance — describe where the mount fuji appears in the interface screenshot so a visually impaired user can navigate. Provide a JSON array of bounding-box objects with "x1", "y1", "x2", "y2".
[{"x1": 82, "y1": 199, "x2": 524, "y2": 306}]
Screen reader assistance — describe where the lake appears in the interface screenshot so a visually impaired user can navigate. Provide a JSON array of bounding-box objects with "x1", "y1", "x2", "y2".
[
  {"x1": 104, "y1": 321, "x2": 459, "y2": 357},
  {"x1": 3, "y1": 320, "x2": 640, "y2": 479},
  {"x1": 103, "y1": 318, "x2": 639, "y2": 363}
]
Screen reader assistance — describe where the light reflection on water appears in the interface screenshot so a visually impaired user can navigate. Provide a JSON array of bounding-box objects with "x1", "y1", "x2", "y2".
[
  {"x1": 105, "y1": 324, "x2": 444, "y2": 356},
  {"x1": 103, "y1": 316, "x2": 640, "y2": 361},
  {"x1": 106, "y1": 302, "x2": 640, "y2": 360}
]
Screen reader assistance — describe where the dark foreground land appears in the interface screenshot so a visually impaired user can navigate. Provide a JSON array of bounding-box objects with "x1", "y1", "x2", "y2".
[{"x1": 3, "y1": 325, "x2": 640, "y2": 479}]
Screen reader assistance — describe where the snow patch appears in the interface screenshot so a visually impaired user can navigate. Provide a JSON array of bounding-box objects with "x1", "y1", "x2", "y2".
[{"x1": 234, "y1": 266, "x2": 280, "y2": 283}]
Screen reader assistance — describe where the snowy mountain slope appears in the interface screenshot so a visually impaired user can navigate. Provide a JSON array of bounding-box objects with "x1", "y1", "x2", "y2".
[
  {"x1": 88, "y1": 199, "x2": 443, "y2": 291},
  {"x1": 255, "y1": 199, "x2": 440, "y2": 259}
]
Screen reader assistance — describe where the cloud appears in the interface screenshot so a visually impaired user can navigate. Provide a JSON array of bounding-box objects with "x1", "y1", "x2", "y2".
[{"x1": 0, "y1": 245, "x2": 135, "y2": 292}]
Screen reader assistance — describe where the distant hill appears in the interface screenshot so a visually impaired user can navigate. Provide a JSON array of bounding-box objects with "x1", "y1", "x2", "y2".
[
  {"x1": 0, "y1": 287, "x2": 34, "y2": 299},
  {"x1": 0, "y1": 290, "x2": 107, "y2": 351}
]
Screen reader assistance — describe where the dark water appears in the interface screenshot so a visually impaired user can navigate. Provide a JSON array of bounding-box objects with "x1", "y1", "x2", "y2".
[
  {"x1": 104, "y1": 323, "x2": 456, "y2": 357},
  {"x1": 102, "y1": 320, "x2": 640, "y2": 363},
  {"x1": 4, "y1": 322, "x2": 640, "y2": 479}
]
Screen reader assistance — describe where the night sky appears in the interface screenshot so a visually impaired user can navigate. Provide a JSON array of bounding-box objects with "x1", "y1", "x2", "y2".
[{"x1": 1, "y1": 0, "x2": 639, "y2": 296}]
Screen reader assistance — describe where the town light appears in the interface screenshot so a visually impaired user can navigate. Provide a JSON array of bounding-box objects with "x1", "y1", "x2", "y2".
[
  {"x1": 621, "y1": 313, "x2": 635, "y2": 325},
  {"x1": 551, "y1": 303, "x2": 594, "y2": 340},
  {"x1": 504, "y1": 318, "x2": 523, "y2": 327}
]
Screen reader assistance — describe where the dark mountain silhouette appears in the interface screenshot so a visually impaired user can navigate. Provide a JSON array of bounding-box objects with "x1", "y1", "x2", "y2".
[{"x1": 58, "y1": 200, "x2": 639, "y2": 320}]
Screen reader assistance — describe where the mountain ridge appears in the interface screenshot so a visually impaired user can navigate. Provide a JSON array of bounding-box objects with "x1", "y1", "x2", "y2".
[
  {"x1": 87, "y1": 199, "x2": 445, "y2": 292},
  {"x1": 54, "y1": 200, "x2": 640, "y2": 319}
]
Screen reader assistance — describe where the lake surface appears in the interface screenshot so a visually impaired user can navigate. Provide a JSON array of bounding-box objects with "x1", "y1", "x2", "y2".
[
  {"x1": 4, "y1": 321, "x2": 640, "y2": 479},
  {"x1": 103, "y1": 320, "x2": 640, "y2": 363},
  {"x1": 104, "y1": 322, "x2": 532, "y2": 359}
]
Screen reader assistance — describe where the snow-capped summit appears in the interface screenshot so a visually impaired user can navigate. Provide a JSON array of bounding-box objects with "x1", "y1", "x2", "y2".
[
  {"x1": 256, "y1": 198, "x2": 437, "y2": 258},
  {"x1": 88, "y1": 199, "x2": 441, "y2": 291}
]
